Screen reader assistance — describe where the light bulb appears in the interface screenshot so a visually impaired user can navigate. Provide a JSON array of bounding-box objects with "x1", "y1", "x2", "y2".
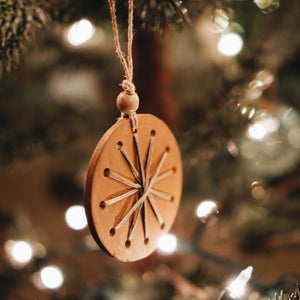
[
  {"x1": 40, "y1": 266, "x2": 64, "y2": 289},
  {"x1": 248, "y1": 117, "x2": 280, "y2": 141},
  {"x1": 248, "y1": 123, "x2": 267, "y2": 140},
  {"x1": 227, "y1": 266, "x2": 253, "y2": 299},
  {"x1": 157, "y1": 234, "x2": 177, "y2": 254},
  {"x1": 65, "y1": 205, "x2": 87, "y2": 230},
  {"x1": 217, "y1": 33, "x2": 243, "y2": 56},
  {"x1": 67, "y1": 19, "x2": 95, "y2": 46},
  {"x1": 196, "y1": 200, "x2": 217, "y2": 218},
  {"x1": 5, "y1": 240, "x2": 33, "y2": 265}
]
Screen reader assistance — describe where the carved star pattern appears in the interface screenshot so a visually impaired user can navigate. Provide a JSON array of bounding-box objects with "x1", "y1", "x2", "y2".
[{"x1": 100, "y1": 130, "x2": 175, "y2": 247}]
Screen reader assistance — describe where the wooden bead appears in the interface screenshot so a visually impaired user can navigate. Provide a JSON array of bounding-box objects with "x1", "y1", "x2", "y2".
[{"x1": 116, "y1": 91, "x2": 139, "y2": 114}]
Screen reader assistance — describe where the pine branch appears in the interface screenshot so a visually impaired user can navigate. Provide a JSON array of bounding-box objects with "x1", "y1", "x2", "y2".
[{"x1": 0, "y1": 0, "x2": 50, "y2": 75}]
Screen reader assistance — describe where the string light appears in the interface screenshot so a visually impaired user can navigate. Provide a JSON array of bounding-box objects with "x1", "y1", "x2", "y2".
[
  {"x1": 67, "y1": 19, "x2": 95, "y2": 46},
  {"x1": 65, "y1": 205, "x2": 87, "y2": 230},
  {"x1": 248, "y1": 123, "x2": 267, "y2": 141},
  {"x1": 196, "y1": 200, "x2": 217, "y2": 218},
  {"x1": 247, "y1": 117, "x2": 280, "y2": 141},
  {"x1": 210, "y1": 9, "x2": 230, "y2": 33},
  {"x1": 227, "y1": 266, "x2": 253, "y2": 299},
  {"x1": 227, "y1": 140, "x2": 239, "y2": 157},
  {"x1": 4, "y1": 240, "x2": 33, "y2": 266},
  {"x1": 217, "y1": 33, "x2": 243, "y2": 56},
  {"x1": 40, "y1": 266, "x2": 64, "y2": 289},
  {"x1": 157, "y1": 234, "x2": 177, "y2": 254}
]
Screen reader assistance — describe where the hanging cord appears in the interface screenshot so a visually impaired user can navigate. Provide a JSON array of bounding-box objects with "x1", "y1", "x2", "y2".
[{"x1": 108, "y1": 0, "x2": 139, "y2": 132}]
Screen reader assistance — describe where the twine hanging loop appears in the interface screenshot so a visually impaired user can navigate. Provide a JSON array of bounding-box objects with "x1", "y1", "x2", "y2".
[
  {"x1": 121, "y1": 79, "x2": 135, "y2": 95},
  {"x1": 108, "y1": 0, "x2": 138, "y2": 132}
]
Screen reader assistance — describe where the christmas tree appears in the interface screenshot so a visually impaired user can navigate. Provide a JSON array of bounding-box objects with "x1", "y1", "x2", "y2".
[{"x1": 0, "y1": 0, "x2": 300, "y2": 299}]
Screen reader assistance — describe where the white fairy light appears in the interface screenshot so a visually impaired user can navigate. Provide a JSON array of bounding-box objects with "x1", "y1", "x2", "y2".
[
  {"x1": 210, "y1": 9, "x2": 229, "y2": 33},
  {"x1": 196, "y1": 200, "x2": 217, "y2": 218},
  {"x1": 5, "y1": 240, "x2": 33, "y2": 265},
  {"x1": 247, "y1": 80, "x2": 264, "y2": 100},
  {"x1": 65, "y1": 205, "x2": 87, "y2": 230},
  {"x1": 12, "y1": 241, "x2": 33, "y2": 263},
  {"x1": 67, "y1": 19, "x2": 95, "y2": 46},
  {"x1": 40, "y1": 266, "x2": 64, "y2": 289},
  {"x1": 248, "y1": 117, "x2": 280, "y2": 141},
  {"x1": 157, "y1": 234, "x2": 177, "y2": 254},
  {"x1": 248, "y1": 123, "x2": 267, "y2": 140},
  {"x1": 217, "y1": 33, "x2": 243, "y2": 56},
  {"x1": 227, "y1": 266, "x2": 253, "y2": 299}
]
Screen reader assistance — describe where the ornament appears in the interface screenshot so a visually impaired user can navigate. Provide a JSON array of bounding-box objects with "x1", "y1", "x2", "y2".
[
  {"x1": 85, "y1": 115, "x2": 182, "y2": 261},
  {"x1": 84, "y1": 0, "x2": 182, "y2": 261}
]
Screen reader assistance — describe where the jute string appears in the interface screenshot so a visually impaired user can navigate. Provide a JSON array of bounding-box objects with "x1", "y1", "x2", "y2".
[{"x1": 107, "y1": 0, "x2": 138, "y2": 131}]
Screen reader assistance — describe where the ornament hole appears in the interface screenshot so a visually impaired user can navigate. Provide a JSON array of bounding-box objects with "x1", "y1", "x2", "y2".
[
  {"x1": 144, "y1": 238, "x2": 149, "y2": 245},
  {"x1": 172, "y1": 167, "x2": 177, "y2": 173},
  {"x1": 125, "y1": 240, "x2": 131, "y2": 248},
  {"x1": 117, "y1": 141, "x2": 123, "y2": 150},
  {"x1": 166, "y1": 146, "x2": 170, "y2": 152},
  {"x1": 110, "y1": 228, "x2": 116, "y2": 236},
  {"x1": 171, "y1": 196, "x2": 174, "y2": 202},
  {"x1": 104, "y1": 168, "x2": 110, "y2": 177},
  {"x1": 150, "y1": 130, "x2": 156, "y2": 137},
  {"x1": 160, "y1": 223, "x2": 165, "y2": 229},
  {"x1": 100, "y1": 201, "x2": 106, "y2": 209}
]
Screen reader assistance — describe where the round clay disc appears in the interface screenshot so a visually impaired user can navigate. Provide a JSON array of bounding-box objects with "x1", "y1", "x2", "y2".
[{"x1": 84, "y1": 114, "x2": 182, "y2": 262}]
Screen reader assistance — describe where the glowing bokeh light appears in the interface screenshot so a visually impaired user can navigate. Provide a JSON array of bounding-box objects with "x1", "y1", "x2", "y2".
[
  {"x1": 248, "y1": 123, "x2": 267, "y2": 140},
  {"x1": 247, "y1": 80, "x2": 264, "y2": 100},
  {"x1": 227, "y1": 266, "x2": 253, "y2": 299},
  {"x1": 10, "y1": 240, "x2": 33, "y2": 264},
  {"x1": 157, "y1": 234, "x2": 177, "y2": 254},
  {"x1": 217, "y1": 33, "x2": 243, "y2": 56},
  {"x1": 196, "y1": 200, "x2": 217, "y2": 218},
  {"x1": 211, "y1": 9, "x2": 229, "y2": 33},
  {"x1": 40, "y1": 266, "x2": 64, "y2": 289},
  {"x1": 67, "y1": 19, "x2": 95, "y2": 46},
  {"x1": 65, "y1": 205, "x2": 87, "y2": 230},
  {"x1": 227, "y1": 140, "x2": 239, "y2": 157},
  {"x1": 248, "y1": 117, "x2": 280, "y2": 141}
]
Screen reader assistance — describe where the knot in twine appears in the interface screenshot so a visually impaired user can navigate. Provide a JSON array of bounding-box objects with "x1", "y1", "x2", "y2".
[
  {"x1": 121, "y1": 79, "x2": 135, "y2": 95},
  {"x1": 120, "y1": 79, "x2": 138, "y2": 132}
]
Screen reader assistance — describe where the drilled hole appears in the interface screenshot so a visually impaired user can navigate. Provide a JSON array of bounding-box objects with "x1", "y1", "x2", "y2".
[
  {"x1": 150, "y1": 130, "x2": 156, "y2": 137},
  {"x1": 104, "y1": 168, "x2": 110, "y2": 177},
  {"x1": 99, "y1": 201, "x2": 106, "y2": 209},
  {"x1": 144, "y1": 238, "x2": 149, "y2": 245},
  {"x1": 166, "y1": 146, "x2": 170, "y2": 152},
  {"x1": 172, "y1": 167, "x2": 177, "y2": 173},
  {"x1": 125, "y1": 240, "x2": 131, "y2": 248},
  {"x1": 160, "y1": 223, "x2": 165, "y2": 229},
  {"x1": 117, "y1": 141, "x2": 123, "y2": 150},
  {"x1": 110, "y1": 228, "x2": 116, "y2": 236},
  {"x1": 171, "y1": 196, "x2": 174, "y2": 202}
]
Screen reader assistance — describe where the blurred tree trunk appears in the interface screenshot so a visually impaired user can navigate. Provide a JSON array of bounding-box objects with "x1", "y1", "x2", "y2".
[{"x1": 134, "y1": 30, "x2": 178, "y2": 127}]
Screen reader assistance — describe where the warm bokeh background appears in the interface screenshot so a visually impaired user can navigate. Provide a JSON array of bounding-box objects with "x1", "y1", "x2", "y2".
[{"x1": 0, "y1": 0, "x2": 299, "y2": 299}]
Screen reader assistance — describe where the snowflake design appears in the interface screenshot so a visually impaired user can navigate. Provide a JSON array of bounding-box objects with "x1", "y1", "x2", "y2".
[{"x1": 100, "y1": 130, "x2": 175, "y2": 246}]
